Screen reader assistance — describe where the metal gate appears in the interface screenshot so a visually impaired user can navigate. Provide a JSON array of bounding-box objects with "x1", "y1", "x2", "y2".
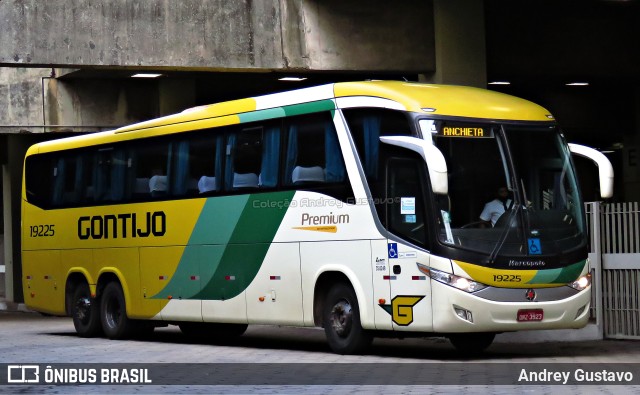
[{"x1": 587, "y1": 202, "x2": 640, "y2": 339}]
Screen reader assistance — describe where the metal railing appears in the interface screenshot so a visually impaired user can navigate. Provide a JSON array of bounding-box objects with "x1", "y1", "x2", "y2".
[{"x1": 587, "y1": 202, "x2": 640, "y2": 339}]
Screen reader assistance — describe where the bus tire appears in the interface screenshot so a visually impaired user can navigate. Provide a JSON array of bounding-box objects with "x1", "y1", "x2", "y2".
[
  {"x1": 323, "y1": 283, "x2": 372, "y2": 354},
  {"x1": 71, "y1": 283, "x2": 102, "y2": 337},
  {"x1": 448, "y1": 332, "x2": 495, "y2": 355},
  {"x1": 100, "y1": 282, "x2": 135, "y2": 339}
]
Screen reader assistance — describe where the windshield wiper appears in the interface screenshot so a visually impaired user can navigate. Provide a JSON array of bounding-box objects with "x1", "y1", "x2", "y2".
[
  {"x1": 488, "y1": 178, "x2": 530, "y2": 265},
  {"x1": 488, "y1": 204, "x2": 518, "y2": 264}
]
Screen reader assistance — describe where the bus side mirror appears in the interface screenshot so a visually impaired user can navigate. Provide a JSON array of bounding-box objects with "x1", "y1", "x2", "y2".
[
  {"x1": 380, "y1": 136, "x2": 448, "y2": 195},
  {"x1": 569, "y1": 143, "x2": 614, "y2": 199}
]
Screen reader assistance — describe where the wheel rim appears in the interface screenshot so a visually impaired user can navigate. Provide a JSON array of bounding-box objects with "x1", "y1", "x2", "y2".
[
  {"x1": 105, "y1": 297, "x2": 121, "y2": 329},
  {"x1": 329, "y1": 299, "x2": 353, "y2": 338},
  {"x1": 75, "y1": 296, "x2": 91, "y2": 325}
]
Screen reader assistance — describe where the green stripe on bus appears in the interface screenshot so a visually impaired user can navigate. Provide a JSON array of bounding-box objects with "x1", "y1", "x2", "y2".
[
  {"x1": 528, "y1": 260, "x2": 586, "y2": 284},
  {"x1": 236, "y1": 101, "x2": 334, "y2": 124},
  {"x1": 189, "y1": 195, "x2": 249, "y2": 245},
  {"x1": 152, "y1": 196, "x2": 248, "y2": 299},
  {"x1": 238, "y1": 108, "x2": 286, "y2": 123},
  {"x1": 152, "y1": 191, "x2": 295, "y2": 301},
  {"x1": 194, "y1": 191, "x2": 295, "y2": 300},
  {"x1": 553, "y1": 260, "x2": 587, "y2": 283},
  {"x1": 526, "y1": 267, "x2": 562, "y2": 284},
  {"x1": 282, "y1": 100, "x2": 336, "y2": 117}
]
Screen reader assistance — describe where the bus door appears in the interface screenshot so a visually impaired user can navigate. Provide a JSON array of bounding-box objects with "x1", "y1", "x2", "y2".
[{"x1": 384, "y1": 156, "x2": 433, "y2": 332}]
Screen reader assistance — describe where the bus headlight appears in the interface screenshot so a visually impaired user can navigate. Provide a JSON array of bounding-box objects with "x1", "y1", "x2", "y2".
[
  {"x1": 417, "y1": 263, "x2": 488, "y2": 293},
  {"x1": 569, "y1": 273, "x2": 591, "y2": 291}
]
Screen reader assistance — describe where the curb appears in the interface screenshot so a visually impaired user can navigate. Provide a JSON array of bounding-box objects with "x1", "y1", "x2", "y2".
[{"x1": 0, "y1": 301, "x2": 32, "y2": 313}]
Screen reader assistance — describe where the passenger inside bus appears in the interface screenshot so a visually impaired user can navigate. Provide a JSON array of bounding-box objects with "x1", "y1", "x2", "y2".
[{"x1": 479, "y1": 186, "x2": 513, "y2": 227}]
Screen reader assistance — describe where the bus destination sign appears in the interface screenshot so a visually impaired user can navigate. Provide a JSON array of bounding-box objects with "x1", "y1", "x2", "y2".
[{"x1": 438, "y1": 123, "x2": 492, "y2": 138}]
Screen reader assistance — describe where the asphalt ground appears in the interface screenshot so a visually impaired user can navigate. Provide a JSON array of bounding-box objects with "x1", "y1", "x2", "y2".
[{"x1": 1, "y1": 311, "x2": 640, "y2": 394}]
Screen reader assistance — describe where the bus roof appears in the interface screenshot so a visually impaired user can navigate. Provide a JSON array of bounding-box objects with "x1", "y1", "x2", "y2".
[{"x1": 27, "y1": 81, "x2": 553, "y2": 154}]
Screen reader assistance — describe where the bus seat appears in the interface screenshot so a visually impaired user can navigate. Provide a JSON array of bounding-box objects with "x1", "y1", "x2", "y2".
[
  {"x1": 292, "y1": 166, "x2": 325, "y2": 184},
  {"x1": 149, "y1": 175, "x2": 167, "y2": 197},
  {"x1": 198, "y1": 176, "x2": 217, "y2": 193},
  {"x1": 233, "y1": 172, "x2": 259, "y2": 188}
]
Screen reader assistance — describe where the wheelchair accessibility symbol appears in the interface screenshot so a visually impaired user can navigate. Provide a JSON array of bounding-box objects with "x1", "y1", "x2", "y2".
[
  {"x1": 528, "y1": 238, "x2": 542, "y2": 255},
  {"x1": 388, "y1": 243, "x2": 398, "y2": 259}
]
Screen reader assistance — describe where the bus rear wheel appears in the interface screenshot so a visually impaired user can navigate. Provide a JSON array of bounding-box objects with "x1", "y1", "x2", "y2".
[
  {"x1": 323, "y1": 283, "x2": 372, "y2": 354},
  {"x1": 100, "y1": 282, "x2": 137, "y2": 339},
  {"x1": 71, "y1": 283, "x2": 102, "y2": 337},
  {"x1": 448, "y1": 332, "x2": 495, "y2": 355}
]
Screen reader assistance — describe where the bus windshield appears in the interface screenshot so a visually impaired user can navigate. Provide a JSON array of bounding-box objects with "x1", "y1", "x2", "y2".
[{"x1": 427, "y1": 121, "x2": 586, "y2": 262}]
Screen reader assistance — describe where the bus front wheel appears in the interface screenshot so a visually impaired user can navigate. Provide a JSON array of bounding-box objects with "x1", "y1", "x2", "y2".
[
  {"x1": 71, "y1": 283, "x2": 102, "y2": 337},
  {"x1": 323, "y1": 283, "x2": 372, "y2": 354},
  {"x1": 448, "y1": 332, "x2": 495, "y2": 355},
  {"x1": 100, "y1": 282, "x2": 136, "y2": 339}
]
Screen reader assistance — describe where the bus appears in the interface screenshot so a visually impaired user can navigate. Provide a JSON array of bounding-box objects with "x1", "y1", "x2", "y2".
[{"x1": 22, "y1": 81, "x2": 613, "y2": 354}]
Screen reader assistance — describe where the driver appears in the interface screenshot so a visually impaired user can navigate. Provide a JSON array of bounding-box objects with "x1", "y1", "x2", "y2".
[{"x1": 479, "y1": 186, "x2": 513, "y2": 227}]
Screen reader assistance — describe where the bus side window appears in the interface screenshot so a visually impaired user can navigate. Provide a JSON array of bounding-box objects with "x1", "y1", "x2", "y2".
[
  {"x1": 24, "y1": 154, "x2": 54, "y2": 208},
  {"x1": 225, "y1": 127, "x2": 263, "y2": 190},
  {"x1": 52, "y1": 156, "x2": 78, "y2": 206},
  {"x1": 342, "y1": 109, "x2": 414, "y2": 226},
  {"x1": 342, "y1": 108, "x2": 413, "y2": 180},
  {"x1": 386, "y1": 156, "x2": 428, "y2": 247},
  {"x1": 169, "y1": 141, "x2": 191, "y2": 197},
  {"x1": 191, "y1": 133, "x2": 223, "y2": 195},
  {"x1": 131, "y1": 140, "x2": 170, "y2": 199},
  {"x1": 90, "y1": 148, "x2": 128, "y2": 202},
  {"x1": 258, "y1": 124, "x2": 281, "y2": 188},
  {"x1": 283, "y1": 113, "x2": 346, "y2": 186}
]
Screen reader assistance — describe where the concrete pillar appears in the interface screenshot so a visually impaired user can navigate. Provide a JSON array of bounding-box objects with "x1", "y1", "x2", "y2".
[
  {"x1": 0, "y1": 68, "x2": 50, "y2": 133},
  {"x1": 2, "y1": 164, "x2": 12, "y2": 302},
  {"x1": 421, "y1": 0, "x2": 487, "y2": 88},
  {"x1": 2, "y1": 135, "x2": 49, "y2": 304}
]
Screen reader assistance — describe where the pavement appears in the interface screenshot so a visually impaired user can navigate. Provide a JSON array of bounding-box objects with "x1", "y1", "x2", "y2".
[{"x1": 1, "y1": 309, "x2": 640, "y2": 393}]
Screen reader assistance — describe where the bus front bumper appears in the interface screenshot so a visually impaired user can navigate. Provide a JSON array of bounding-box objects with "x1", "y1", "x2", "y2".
[{"x1": 431, "y1": 281, "x2": 591, "y2": 333}]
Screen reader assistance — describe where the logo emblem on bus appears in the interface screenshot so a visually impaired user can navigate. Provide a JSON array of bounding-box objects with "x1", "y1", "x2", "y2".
[
  {"x1": 379, "y1": 295, "x2": 424, "y2": 326},
  {"x1": 525, "y1": 289, "x2": 536, "y2": 301}
]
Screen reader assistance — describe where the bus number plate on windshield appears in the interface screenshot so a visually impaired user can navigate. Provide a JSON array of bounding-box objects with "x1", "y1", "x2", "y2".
[{"x1": 517, "y1": 309, "x2": 543, "y2": 322}]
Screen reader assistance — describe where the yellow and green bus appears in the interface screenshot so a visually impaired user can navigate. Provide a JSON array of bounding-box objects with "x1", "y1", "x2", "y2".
[{"x1": 22, "y1": 81, "x2": 613, "y2": 354}]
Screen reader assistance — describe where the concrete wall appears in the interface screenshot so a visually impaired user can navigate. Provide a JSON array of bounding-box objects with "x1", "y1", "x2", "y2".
[
  {"x1": 298, "y1": 0, "x2": 434, "y2": 72},
  {"x1": 0, "y1": 68, "x2": 50, "y2": 133},
  {"x1": 0, "y1": 0, "x2": 435, "y2": 73},
  {"x1": 45, "y1": 77, "x2": 163, "y2": 129},
  {"x1": 423, "y1": 0, "x2": 486, "y2": 87},
  {"x1": 0, "y1": 1, "x2": 285, "y2": 70},
  {"x1": 0, "y1": 66, "x2": 197, "y2": 134}
]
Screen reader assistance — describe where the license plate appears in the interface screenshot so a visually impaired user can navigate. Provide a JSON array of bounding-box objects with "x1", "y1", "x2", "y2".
[{"x1": 517, "y1": 309, "x2": 544, "y2": 322}]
